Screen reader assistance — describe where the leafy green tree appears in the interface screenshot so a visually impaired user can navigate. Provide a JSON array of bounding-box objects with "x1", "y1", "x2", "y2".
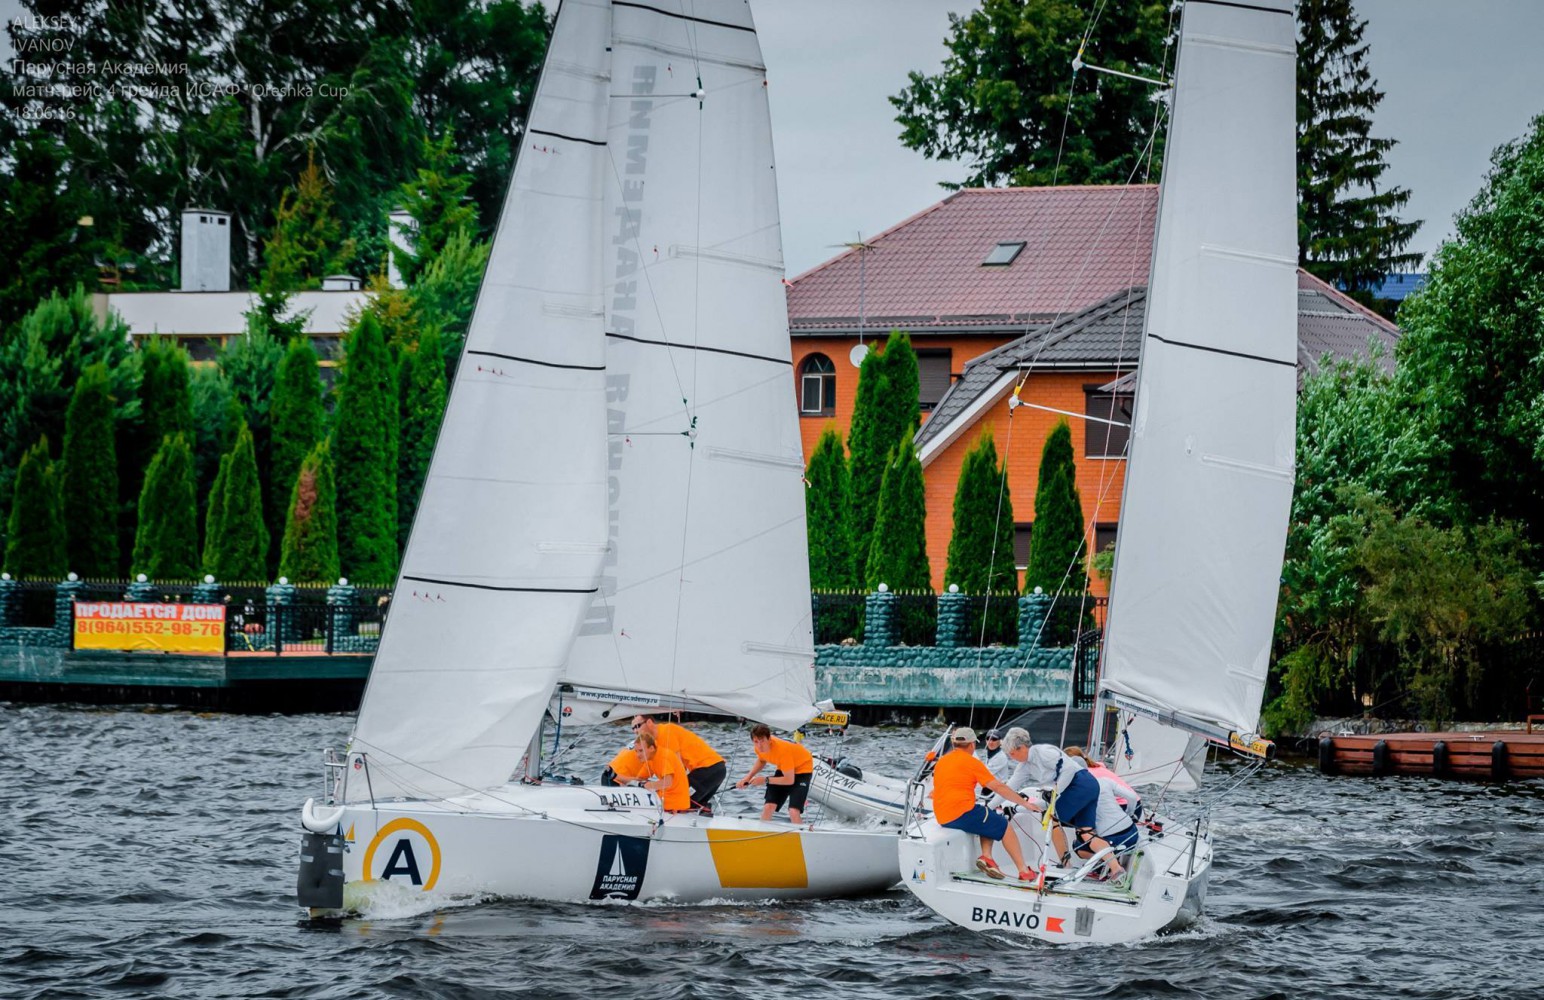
[
  {"x1": 806, "y1": 427, "x2": 857, "y2": 590},
  {"x1": 280, "y1": 439, "x2": 341, "y2": 584},
  {"x1": 137, "y1": 337, "x2": 195, "y2": 458},
  {"x1": 891, "y1": 0, "x2": 1170, "y2": 188},
  {"x1": 202, "y1": 423, "x2": 268, "y2": 581},
  {"x1": 269, "y1": 338, "x2": 327, "y2": 560},
  {"x1": 847, "y1": 332, "x2": 922, "y2": 583},
  {"x1": 333, "y1": 312, "x2": 399, "y2": 583},
  {"x1": 945, "y1": 431, "x2": 1017, "y2": 594},
  {"x1": 396, "y1": 131, "x2": 479, "y2": 285},
  {"x1": 1025, "y1": 420, "x2": 1085, "y2": 593},
  {"x1": 0, "y1": 133, "x2": 101, "y2": 328},
  {"x1": 398, "y1": 326, "x2": 448, "y2": 554},
  {"x1": 1297, "y1": 0, "x2": 1421, "y2": 291},
  {"x1": 865, "y1": 428, "x2": 931, "y2": 592},
  {"x1": 132, "y1": 433, "x2": 199, "y2": 579},
  {"x1": 1395, "y1": 112, "x2": 1544, "y2": 552},
  {"x1": 3, "y1": 439, "x2": 67, "y2": 578},
  {"x1": 61, "y1": 364, "x2": 120, "y2": 577}
]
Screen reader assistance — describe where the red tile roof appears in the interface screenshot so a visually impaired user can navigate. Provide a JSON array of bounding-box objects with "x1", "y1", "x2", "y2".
[{"x1": 787, "y1": 185, "x2": 1160, "y2": 332}]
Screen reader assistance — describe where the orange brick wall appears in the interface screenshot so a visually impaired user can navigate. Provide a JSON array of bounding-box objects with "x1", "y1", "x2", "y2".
[{"x1": 790, "y1": 335, "x2": 1124, "y2": 597}]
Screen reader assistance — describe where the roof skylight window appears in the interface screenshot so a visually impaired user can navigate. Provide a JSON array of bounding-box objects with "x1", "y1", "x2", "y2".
[{"x1": 982, "y1": 241, "x2": 1025, "y2": 266}]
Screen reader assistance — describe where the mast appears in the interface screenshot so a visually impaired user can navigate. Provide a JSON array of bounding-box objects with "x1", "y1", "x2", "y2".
[{"x1": 1097, "y1": 0, "x2": 1298, "y2": 783}]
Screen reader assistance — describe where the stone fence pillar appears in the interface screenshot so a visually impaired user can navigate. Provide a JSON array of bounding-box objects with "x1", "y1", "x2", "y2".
[
  {"x1": 126, "y1": 574, "x2": 156, "y2": 601},
  {"x1": 191, "y1": 575, "x2": 221, "y2": 604},
  {"x1": 326, "y1": 578, "x2": 357, "y2": 653},
  {"x1": 1018, "y1": 589, "x2": 1052, "y2": 648},
  {"x1": 267, "y1": 578, "x2": 297, "y2": 650},
  {"x1": 0, "y1": 573, "x2": 16, "y2": 630},
  {"x1": 864, "y1": 586, "x2": 896, "y2": 647},
  {"x1": 54, "y1": 574, "x2": 84, "y2": 647},
  {"x1": 936, "y1": 586, "x2": 968, "y2": 648}
]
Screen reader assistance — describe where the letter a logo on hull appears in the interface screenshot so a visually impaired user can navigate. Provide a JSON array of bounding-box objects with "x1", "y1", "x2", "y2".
[{"x1": 590, "y1": 834, "x2": 650, "y2": 900}]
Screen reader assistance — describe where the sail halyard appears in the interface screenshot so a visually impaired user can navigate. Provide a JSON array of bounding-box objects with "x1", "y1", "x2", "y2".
[
  {"x1": 345, "y1": 0, "x2": 615, "y2": 802},
  {"x1": 1097, "y1": 0, "x2": 1298, "y2": 787},
  {"x1": 556, "y1": 0, "x2": 820, "y2": 732}
]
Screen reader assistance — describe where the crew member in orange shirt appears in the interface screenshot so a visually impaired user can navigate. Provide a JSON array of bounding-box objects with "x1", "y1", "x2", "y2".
[
  {"x1": 735, "y1": 723, "x2": 815, "y2": 823},
  {"x1": 628, "y1": 731, "x2": 692, "y2": 812},
  {"x1": 601, "y1": 742, "x2": 647, "y2": 786},
  {"x1": 932, "y1": 727, "x2": 1039, "y2": 881},
  {"x1": 632, "y1": 715, "x2": 728, "y2": 813}
]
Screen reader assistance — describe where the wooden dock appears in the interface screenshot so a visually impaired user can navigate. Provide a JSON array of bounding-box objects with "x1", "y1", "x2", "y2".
[{"x1": 1318, "y1": 723, "x2": 1544, "y2": 781}]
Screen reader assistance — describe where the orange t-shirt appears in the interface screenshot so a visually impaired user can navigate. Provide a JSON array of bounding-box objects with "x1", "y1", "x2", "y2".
[
  {"x1": 608, "y1": 746, "x2": 646, "y2": 782},
  {"x1": 642, "y1": 748, "x2": 691, "y2": 811},
  {"x1": 931, "y1": 747, "x2": 999, "y2": 824},
  {"x1": 656, "y1": 722, "x2": 725, "y2": 771},
  {"x1": 756, "y1": 735, "x2": 814, "y2": 775}
]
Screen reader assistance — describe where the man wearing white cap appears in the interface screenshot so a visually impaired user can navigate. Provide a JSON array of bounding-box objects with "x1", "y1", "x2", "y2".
[{"x1": 930, "y1": 727, "x2": 1041, "y2": 881}]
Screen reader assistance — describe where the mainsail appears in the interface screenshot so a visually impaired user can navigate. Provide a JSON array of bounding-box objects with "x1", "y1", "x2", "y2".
[
  {"x1": 348, "y1": 0, "x2": 614, "y2": 801},
  {"x1": 559, "y1": 0, "x2": 818, "y2": 730},
  {"x1": 1100, "y1": 0, "x2": 1297, "y2": 786}
]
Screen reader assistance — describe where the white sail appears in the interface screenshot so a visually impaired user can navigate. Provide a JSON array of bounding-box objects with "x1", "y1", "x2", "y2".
[
  {"x1": 1101, "y1": 0, "x2": 1297, "y2": 778},
  {"x1": 347, "y1": 0, "x2": 614, "y2": 801},
  {"x1": 558, "y1": 0, "x2": 819, "y2": 730}
]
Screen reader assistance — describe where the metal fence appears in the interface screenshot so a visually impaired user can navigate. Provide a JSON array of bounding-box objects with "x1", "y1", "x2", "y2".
[
  {"x1": 223, "y1": 602, "x2": 386, "y2": 655},
  {"x1": 812, "y1": 591, "x2": 865, "y2": 645},
  {"x1": 953, "y1": 593, "x2": 1020, "y2": 647}
]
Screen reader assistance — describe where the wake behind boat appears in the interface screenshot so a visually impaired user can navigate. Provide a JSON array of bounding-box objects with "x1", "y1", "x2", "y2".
[{"x1": 295, "y1": 0, "x2": 901, "y2": 914}]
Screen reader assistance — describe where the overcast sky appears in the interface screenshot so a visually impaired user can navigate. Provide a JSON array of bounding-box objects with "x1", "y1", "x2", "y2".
[{"x1": 5, "y1": 0, "x2": 1542, "y2": 277}]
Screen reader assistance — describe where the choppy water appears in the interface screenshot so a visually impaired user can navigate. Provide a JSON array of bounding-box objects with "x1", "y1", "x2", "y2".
[{"x1": 2, "y1": 705, "x2": 1541, "y2": 999}]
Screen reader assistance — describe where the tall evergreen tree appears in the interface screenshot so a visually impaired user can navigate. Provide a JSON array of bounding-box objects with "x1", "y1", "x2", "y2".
[
  {"x1": 1025, "y1": 420, "x2": 1086, "y2": 593},
  {"x1": 410, "y1": 227, "x2": 491, "y2": 377},
  {"x1": 137, "y1": 336, "x2": 195, "y2": 458},
  {"x1": 190, "y1": 364, "x2": 243, "y2": 546},
  {"x1": 891, "y1": 0, "x2": 1170, "y2": 187},
  {"x1": 260, "y1": 148, "x2": 358, "y2": 293},
  {"x1": 396, "y1": 131, "x2": 479, "y2": 285},
  {"x1": 202, "y1": 454, "x2": 230, "y2": 578},
  {"x1": 202, "y1": 423, "x2": 269, "y2": 581},
  {"x1": 132, "y1": 433, "x2": 199, "y2": 580},
  {"x1": 61, "y1": 364, "x2": 121, "y2": 577},
  {"x1": 945, "y1": 431, "x2": 1018, "y2": 594},
  {"x1": 1297, "y1": 0, "x2": 1421, "y2": 292},
  {"x1": 333, "y1": 312, "x2": 399, "y2": 583},
  {"x1": 398, "y1": 326, "x2": 448, "y2": 554},
  {"x1": 280, "y1": 439, "x2": 341, "y2": 584},
  {"x1": 806, "y1": 427, "x2": 857, "y2": 590},
  {"x1": 847, "y1": 332, "x2": 922, "y2": 583},
  {"x1": 865, "y1": 428, "x2": 931, "y2": 592},
  {"x1": 3, "y1": 439, "x2": 67, "y2": 578},
  {"x1": 268, "y1": 338, "x2": 327, "y2": 560},
  {"x1": 0, "y1": 133, "x2": 101, "y2": 328}
]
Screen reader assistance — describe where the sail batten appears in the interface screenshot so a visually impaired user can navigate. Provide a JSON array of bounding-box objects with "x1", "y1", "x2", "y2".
[{"x1": 1100, "y1": 0, "x2": 1296, "y2": 788}]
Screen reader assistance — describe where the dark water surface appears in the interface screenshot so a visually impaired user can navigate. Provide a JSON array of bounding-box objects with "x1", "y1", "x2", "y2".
[{"x1": 3, "y1": 705, "x2": 1540, "y2": 999}]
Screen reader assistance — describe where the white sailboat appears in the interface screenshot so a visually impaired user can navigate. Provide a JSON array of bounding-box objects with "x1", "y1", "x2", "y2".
[
  {"x1": 295, "y1": 0, "x2": 900, "y2": 913},
  {"x1": 901, "y1": 0, "x2": 1297, "y2": 944}
]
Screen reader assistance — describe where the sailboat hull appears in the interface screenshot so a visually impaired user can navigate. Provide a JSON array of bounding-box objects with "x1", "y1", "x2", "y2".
[
  {"x1": 898, "y1": 814, "x2": 1210, "y2": 945},
  {"x1": 808, "y1": 757, "x2": 917, "y2": 825},
  {"x1": 306, "y1": 784, "x2": 901, "y2": 913}
]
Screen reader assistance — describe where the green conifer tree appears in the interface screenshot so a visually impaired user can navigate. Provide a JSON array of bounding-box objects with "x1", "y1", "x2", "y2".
[
  {"x1": 132, "y1": 433, "x2": 199, "y2": 580},
  {"x1": 397, "y1": 131, "x2": 479, "y2": 285},
  {"x1": 1297, "y1": 0, "x2": 1421, "y2": 291},
  {"x1": 280, "y1": 440, "x2": 341, "y2": 584},
  {"x1": 865, "y1": 428, "x2": 931, "y2": 592},
  {"x1": 1025, "y1": 420, "x2": 1086, "y2": 594},
  {"x1": 333, "y1": 312, "x2": 399, "y2": 583},
  {"x1": 203, "y1": 423, "x2": 268, "y2": 581},
  {"x1": 268, "y1": 337, "x2": 326, "y2": 561},
  {"x1": 3, "y1": 438, "x2": 67, "y2": 578},
  {"x1": 945, "y1": 431, "x2": 1018, "y2": 594},
  {"x1": 137, "y1": 336, "x2": 195, "y2": 458},
  {"x1": 260, "y1": 148, "x2": 357, "y2": 292},
  {"x1": 806, "y1": 427, "x2": 857, "y2": 590},
  {"x1": 398, "y1": 326, "x2": 448, "y2": 554},
  {"x1": 847, "y1": 331, "x2": 922, "y2": 583},
  {"x1": 61, "y1": 364, "x2": 120, "y2": 577}
]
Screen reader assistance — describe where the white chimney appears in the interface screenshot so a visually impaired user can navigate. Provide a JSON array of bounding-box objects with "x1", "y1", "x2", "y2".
[
  {"x1": 387, "y1": 209, "x2": 417, "y2": 289},
  {"x1": 180, "y1": 209, "x2": 231, "y2": 291}
]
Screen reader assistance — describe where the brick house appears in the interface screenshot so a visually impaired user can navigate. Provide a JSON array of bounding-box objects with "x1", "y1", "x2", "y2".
[{"x1": 786, "y1": 185, "x2": 1401, "y2": 594}]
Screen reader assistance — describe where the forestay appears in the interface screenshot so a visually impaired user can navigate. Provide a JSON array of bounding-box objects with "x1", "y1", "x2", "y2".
[
  {"x1": 347, "y1": 0, "x2": 614, "y2": 801},
  {"x1": 1100, "y1": 0, "x2": 1297, "y2": 782},
  {"x1": 559, "y1": 0, "x2": 819, "y2": 730}
]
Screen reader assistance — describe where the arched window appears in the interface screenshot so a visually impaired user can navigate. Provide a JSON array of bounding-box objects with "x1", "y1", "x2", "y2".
[{"x1": 799, "y1": 353, "x2": 836, "y2": 416}]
